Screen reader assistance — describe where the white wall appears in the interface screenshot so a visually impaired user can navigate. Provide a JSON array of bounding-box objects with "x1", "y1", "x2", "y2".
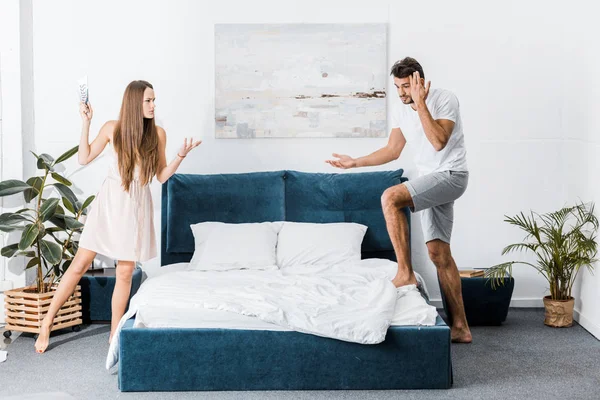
[
  {"x1": 3, "y1": 0, "x2": 587, "y2": 310},
  {"x1": 0, "y1": 0, "x2": 29, "y2": 323},
  {"x1": 563, "y1": 9, "x2": 600, "y2": 339},
  {"x1": 385, "y1": 0, "x2": 570, "y2": 306}
]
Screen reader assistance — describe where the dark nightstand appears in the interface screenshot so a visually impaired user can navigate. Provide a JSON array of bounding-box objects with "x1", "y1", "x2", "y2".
[
  {"x1": 78, "y1": 267, "x2": 142, "y2": 323},
  {"x1": 441, "y1": 276, "x2": 514, "y2": 326}
]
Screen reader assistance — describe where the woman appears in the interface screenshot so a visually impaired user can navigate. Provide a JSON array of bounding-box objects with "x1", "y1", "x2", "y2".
[{"x1": 35, "y1": 80, "x2": 201, "y2": 353}]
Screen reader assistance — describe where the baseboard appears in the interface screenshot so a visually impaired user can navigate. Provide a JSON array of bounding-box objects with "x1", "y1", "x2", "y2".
[
  {"x1": 509, "y1": 298, "x2": 544, "y2": 308},
  {"x1": 574, "y1": 309, "x2": 600, "y2": 340},
  {"x1": 430, "y1": 297, "x2": 544, "y2": 309},
  {"x1": 430, "y1": 300, "x2": 444, "y2": 308}
]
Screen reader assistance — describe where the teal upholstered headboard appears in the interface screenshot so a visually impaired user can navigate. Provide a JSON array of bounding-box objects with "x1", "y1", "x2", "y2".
[{"x1": 161, "y1": 169, "x2": 409, "y2": 266}]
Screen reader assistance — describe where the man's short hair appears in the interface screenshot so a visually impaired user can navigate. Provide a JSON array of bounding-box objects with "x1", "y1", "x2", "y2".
[{"x1": 390, "y1": 57, "x2": 425, "y2": 80}]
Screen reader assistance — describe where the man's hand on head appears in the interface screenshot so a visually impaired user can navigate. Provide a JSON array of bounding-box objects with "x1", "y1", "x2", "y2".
[{"x1": 409, "y1": 71, "x2": 431, "y2": 107}]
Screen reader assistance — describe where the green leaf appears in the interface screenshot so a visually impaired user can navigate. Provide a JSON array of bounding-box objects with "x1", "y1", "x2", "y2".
[
  {"x1": 36, "y1": 153, "x2": 55, "y2": 171},
  {"x1": 64, "y1": 216, "x2": 84, "y2": 230},
  {"x1": 49, "y1": 215, "x2": 67, "y2": 230},
  {"x1": 23, "y1": 189, "x2": 38, "y2": 203},
  {"x1": 40, "y1": 239, "x2": 62, "y2": 265},
  {"x1": 46, "y1": 227, "x2": 64, "y2": 234},
  {"x1": 0, "y1": 213, "x2": 30, "y2": 225},
  {"x1": 16, "y1": 251, "x2": 36, "y2": 258},
  {"x1": 47, "y1": 234, "x2": 64, "y2": 246},
  {"x1": 24, "y1": 177, "x2": 44, "y2": 203},
  {"x1": 39, "y1": 198, "x2": 60, "y2": 222},
  {"x1": 82, "y1": 195, "x2": 95, "y2": 210},
  {"x1": 26, "y1": 257, "x2": 40, "y2": 269},
  {"x1": 51, "y1": 172, "x2": 72, "y2": 186},
  {"x1": 62, "y1": 197, "x2": 75, "y2": 214},
  {"x1": 1, "y1": 243, "x2": 20, "y2": 258},
  {"x1": 54, "y1": 183, "x2": 78, "y2": 210},
  {"x1": 0, "y1": 224, "x2": 25, "y2": 232},
  {"x1": 36, "y1": 225, "x2": 46, "y2": 241},
  {"x1": 0, "y1": 180, "x2": 32, "y2": 197},
  {"x1": 61, "y1": 259, "x2": 72, "y2": 273},
  {"x1": 54, "y1": 145, "x2": 79, "y2": 165},
  {"x1": 19, "y1": 224, "x2": 40, "y2": 250},
  {"x1": 27, "y1": 176, "x2": 44, "y2": 192}
]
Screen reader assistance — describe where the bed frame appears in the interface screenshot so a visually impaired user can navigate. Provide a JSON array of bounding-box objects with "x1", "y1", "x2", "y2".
[{"x1": 118, "y1": 170, "x2": 452, "y2": 391}]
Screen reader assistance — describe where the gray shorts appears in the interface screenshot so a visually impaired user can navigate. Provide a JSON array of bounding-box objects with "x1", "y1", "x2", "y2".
[{"x1": 404, "y1": 170, "x2": 469, "y2": 244}]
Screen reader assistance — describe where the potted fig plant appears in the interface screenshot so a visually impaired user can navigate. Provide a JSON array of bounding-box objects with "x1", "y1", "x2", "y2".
[
  {"x1": 0, "y1": 146, "x2": 94, "y2": 338},
  {"x1": 486, "y1": 202, "x2": 598, "y2": 327}
]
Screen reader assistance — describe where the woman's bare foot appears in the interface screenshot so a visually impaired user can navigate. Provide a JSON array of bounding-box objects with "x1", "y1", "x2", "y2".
[
  {"x1": 451, "y1": 326, "x2": 473, "y2": 343},
  {"x1": 391, "y1": 272, "x2": 418, "y2": 288},
  {"x1": 34, "y1": 318, "x2": 53, "y2": 353}
]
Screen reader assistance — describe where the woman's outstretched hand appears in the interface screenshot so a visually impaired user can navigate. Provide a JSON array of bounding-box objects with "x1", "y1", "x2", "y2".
[{"x1": 178, "y1": 137, "x2": 202, "y2": 158}]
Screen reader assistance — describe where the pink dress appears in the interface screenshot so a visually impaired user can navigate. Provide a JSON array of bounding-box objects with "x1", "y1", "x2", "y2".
[{"x1": 78, "y1": 142, "x2": 157, "y2": 262}]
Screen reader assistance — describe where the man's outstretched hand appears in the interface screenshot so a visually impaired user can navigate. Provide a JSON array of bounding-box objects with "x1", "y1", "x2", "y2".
[{"x1": 325, "y1": 153, "x2": 357, "y2": 169}]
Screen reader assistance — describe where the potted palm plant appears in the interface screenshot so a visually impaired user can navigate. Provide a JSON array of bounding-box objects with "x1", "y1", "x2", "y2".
[
  {"x1": 487, "y1": 202, "x2": 598, "y2": 327},
  {"x1": 0, "y1": 146, "x2": 94, "y2": 337}
]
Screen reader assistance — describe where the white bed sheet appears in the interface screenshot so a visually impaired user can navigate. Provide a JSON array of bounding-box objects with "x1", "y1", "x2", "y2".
[{"x1": 139, "y1": 259, "x2": 435, "y2": 331}]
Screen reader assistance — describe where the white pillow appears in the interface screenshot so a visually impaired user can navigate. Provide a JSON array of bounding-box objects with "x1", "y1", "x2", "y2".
[
  {"x1": 276, "y1": 222, "x2": 368, "y2": 268},
  {"x1": 188, "y1": 222, "x2": 283, "y2": 271},
  {"x1": 188, "y1": 222, "x2": 221, "y2": 267}
]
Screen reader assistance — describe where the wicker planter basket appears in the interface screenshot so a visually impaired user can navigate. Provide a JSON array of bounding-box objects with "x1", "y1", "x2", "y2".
[{"x1": 3, "y1": 285, "x2": 82, "y2": 338}]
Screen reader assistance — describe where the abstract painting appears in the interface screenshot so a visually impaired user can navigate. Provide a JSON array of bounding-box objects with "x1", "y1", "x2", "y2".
[{"x1": 215, "y1": 24, "x2": 387, "y2": 138}]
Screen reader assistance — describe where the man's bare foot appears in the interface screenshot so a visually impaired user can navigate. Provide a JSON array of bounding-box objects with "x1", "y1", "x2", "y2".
[
  {"x1": 391, "y1": 273, "x2": 418, "y2": 288},
  {"x1": 451, "y1": 326, "x2": 472, "y2": 343},
  {"x1": 34, "y1": 319, "x2": 52, "y2": 353}
]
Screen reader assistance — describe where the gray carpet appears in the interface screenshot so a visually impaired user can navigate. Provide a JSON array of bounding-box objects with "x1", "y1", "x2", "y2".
[{"x1": 1, "y1": 309, "x2": 599, "y2": 400}]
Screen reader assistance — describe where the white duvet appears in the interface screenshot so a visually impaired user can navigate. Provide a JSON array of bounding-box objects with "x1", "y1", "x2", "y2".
[{"x1": 106, "y1": 259, "x2": 437, "y2": 369}]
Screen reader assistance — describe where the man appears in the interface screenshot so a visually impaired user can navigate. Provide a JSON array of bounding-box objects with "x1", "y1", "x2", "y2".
[{"x1": 326, "y1": 57, "x2": 471, "y2": 343}]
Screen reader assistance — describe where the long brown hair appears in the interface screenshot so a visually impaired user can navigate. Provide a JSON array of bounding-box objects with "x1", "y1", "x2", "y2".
[{"x1": 113, "y1": 80, "x2": 159, "y2": 192}]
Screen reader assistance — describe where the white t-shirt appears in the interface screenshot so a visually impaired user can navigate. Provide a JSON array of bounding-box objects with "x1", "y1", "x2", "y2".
[{"x1": 391, "y1": 88, "x2": 468, "y2": 175}]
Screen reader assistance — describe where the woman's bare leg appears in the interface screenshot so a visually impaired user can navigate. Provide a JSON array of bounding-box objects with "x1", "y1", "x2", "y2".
[
  {"x1": 109, "y1": 261, "x2": 135, "y2": 343},
  {"x1": 35, "y1": 248, "x2": 96, "y2": 353}
]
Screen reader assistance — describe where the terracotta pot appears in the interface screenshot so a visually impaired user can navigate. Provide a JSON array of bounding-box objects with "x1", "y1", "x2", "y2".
[{"x1": 543, "y1": 296, "x2": 574, "y2": 327}]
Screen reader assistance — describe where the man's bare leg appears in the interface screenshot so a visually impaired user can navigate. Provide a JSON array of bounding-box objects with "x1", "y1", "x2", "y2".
[
  {"x1": 381, "y1": 184, "x2": 418, "y2": 288},
  {"x1": 427, "y1": 239, "x2": 472, "y2": 343}
]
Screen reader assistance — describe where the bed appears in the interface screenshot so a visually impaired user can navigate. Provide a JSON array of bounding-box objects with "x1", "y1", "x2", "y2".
[{"x1": 116, "y1": 169, "x2": 452, "y2": 391}]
